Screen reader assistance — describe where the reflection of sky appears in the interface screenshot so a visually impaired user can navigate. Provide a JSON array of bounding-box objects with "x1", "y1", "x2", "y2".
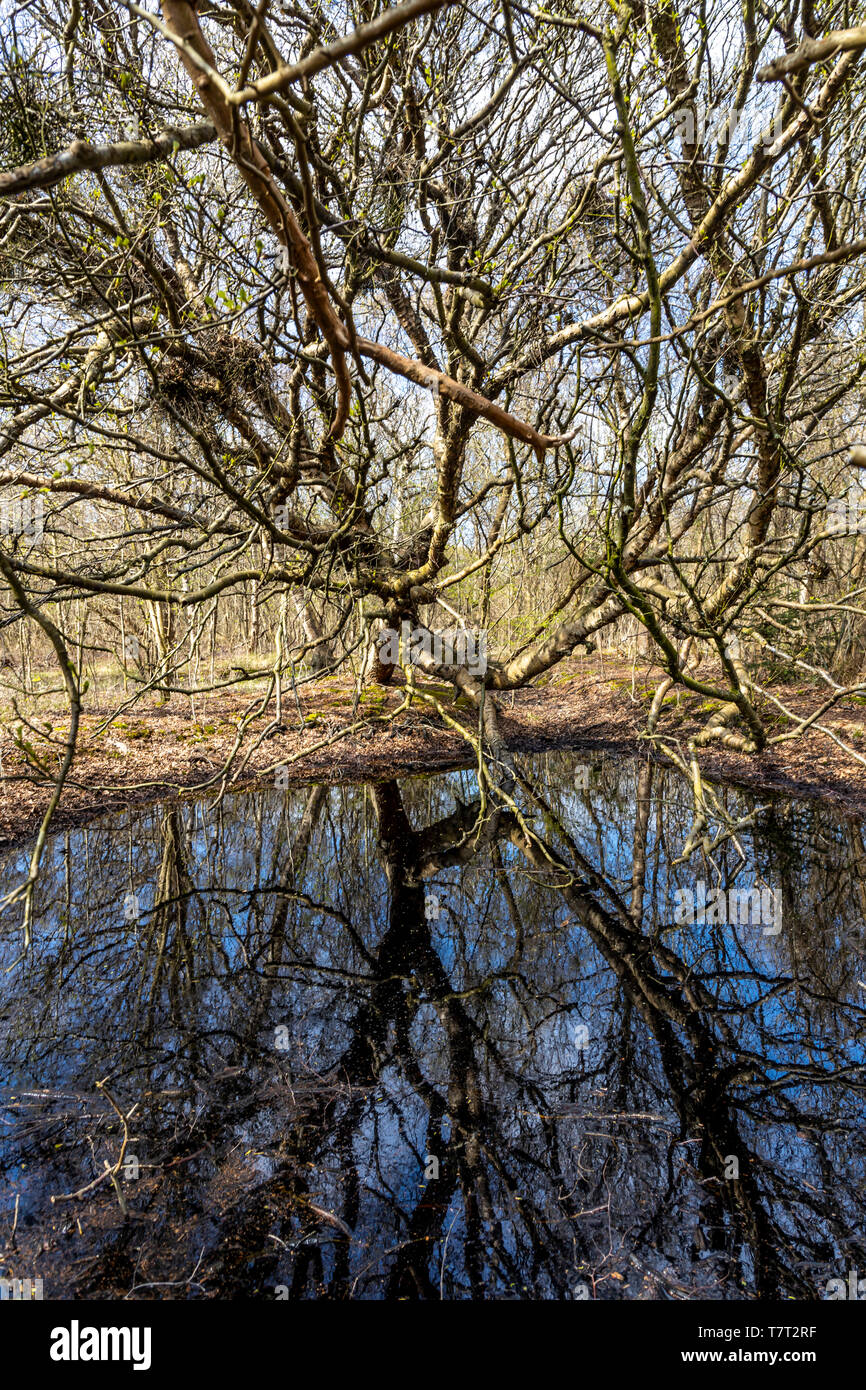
[{"x1": 0, "y1": 752, "x2": 864, "y2": 1298}]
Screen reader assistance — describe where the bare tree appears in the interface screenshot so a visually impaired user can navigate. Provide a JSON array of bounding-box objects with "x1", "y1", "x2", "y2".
[{"x1": 3, "y1": 0, "x2": 866, "y2": 884}]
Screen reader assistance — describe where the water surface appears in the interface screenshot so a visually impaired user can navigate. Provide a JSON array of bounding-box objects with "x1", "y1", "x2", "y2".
[{"x1": 1, "y1": 752, "x2": 864, "y2": 1299}]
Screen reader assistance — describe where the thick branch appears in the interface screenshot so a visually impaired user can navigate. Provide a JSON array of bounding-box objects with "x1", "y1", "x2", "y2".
[
  {"x1": 757, "y1": 26, "x2": 866, "y2": 81},
  {"x1": 0, "y1": 123, "x2": 216, "y2": 197}
]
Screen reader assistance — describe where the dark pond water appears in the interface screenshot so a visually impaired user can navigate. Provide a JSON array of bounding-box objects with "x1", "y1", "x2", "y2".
[{"x1": 1, "y1": 751, "x2": 864, "y2": 1300}]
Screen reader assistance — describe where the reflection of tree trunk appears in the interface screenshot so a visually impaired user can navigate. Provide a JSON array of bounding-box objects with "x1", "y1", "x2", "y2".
[
  {"x1": 261, "y1": 784, "x2": 327, "y2": 985},
  {"x1": 630, "y1": 759, "x2": 653, "y2": 924},
  {"x1": 507, "y1": 789, "x2": 798, "y2": 1298},
  {"x1": 372, "y1": 782, "x2": 511, "y2": 1298},
  {"x1": 137, "y1": 808, "x2": 194, "y2": 1034}
]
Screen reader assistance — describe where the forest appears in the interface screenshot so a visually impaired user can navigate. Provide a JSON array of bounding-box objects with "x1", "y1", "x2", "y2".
[{"x1": 1, "y1": 0, "x2": 865, "y2": 1328}]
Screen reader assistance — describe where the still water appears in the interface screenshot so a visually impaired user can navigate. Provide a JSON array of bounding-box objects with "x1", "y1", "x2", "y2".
[{"x1": 1, "y1": 751, "x2": 864, "y2": 1299}]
